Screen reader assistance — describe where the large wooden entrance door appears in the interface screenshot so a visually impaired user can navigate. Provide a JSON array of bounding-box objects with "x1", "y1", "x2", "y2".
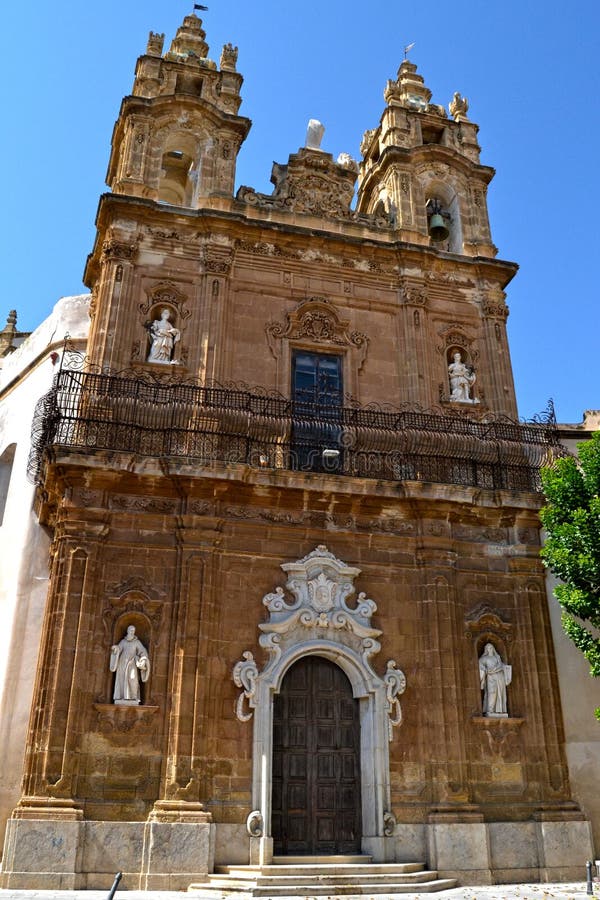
[{"x1": 272, "y1": 656, "x2": 361, "y2": 855}]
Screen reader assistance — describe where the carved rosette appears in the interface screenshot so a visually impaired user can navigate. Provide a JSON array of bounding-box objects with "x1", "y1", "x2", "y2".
[
  {"x1": 233, "y1": 545, "x2": 406, "y2": 740},
  {"x1": 266, "y1": 297, "x2": 369, "y2": 371}
]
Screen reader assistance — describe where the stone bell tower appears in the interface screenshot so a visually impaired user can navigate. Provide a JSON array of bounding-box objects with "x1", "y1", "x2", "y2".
[
  {"x1": 107, "y1": 14, "x2": 248, "y2": 203},
  {"x1": 356, "y1": 59, "x2": 516, "y2": 416},
  {"x1": 84, "y1": 11, "x2": 251, "y2": 373}
]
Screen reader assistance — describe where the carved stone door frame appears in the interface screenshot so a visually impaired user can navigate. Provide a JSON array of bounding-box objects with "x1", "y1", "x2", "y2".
[{"x1": 233, "y1": 546, "x2": 406, "y2": 864}]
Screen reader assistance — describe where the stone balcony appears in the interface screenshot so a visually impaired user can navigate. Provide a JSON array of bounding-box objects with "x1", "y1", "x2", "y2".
[{"x1": 28, "y1": 366, "x2": 560, "y2": 494}]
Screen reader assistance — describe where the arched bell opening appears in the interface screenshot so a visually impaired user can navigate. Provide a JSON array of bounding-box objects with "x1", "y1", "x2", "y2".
[
  {"x1": 0, "y1": 443, "x2": 17, "y2": 526},
  {"x1": 425, "y1": 180, "x2": 463, "y2": 253},
  {"x1": 157, "y1": 132, "x2": 200, "y2": 207}
]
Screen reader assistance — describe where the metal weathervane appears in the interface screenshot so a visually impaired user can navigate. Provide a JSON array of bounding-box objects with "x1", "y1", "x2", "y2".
[{"x1": 403, "y1": 42, "x2": 415, "y2": 59}]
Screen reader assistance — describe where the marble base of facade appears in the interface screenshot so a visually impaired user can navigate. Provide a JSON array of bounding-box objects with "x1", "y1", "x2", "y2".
[{"x1": 0, "y1": 814, "x2": 593, "y2": 889}]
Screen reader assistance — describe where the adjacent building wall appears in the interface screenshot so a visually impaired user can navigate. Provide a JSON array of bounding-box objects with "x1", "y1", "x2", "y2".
[
  {"x1": 0, "y1": 295, "x2": 90, "y2": 853},
  {"x1": 546, "y1": 413, "x2": 600, "y2": 852}
]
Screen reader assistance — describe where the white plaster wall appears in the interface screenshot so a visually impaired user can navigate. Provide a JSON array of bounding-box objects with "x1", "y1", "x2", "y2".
[
  {"x1": 0, "y1": 295, "x2": 90, "y2": 856},
  {"x1": 544, "y1": 427, "x2": 600, "y2": 855}
]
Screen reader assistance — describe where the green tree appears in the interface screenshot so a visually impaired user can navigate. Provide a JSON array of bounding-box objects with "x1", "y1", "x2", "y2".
[{"x1": 540, "y1": 431, "x2": 600, "y2": 719}]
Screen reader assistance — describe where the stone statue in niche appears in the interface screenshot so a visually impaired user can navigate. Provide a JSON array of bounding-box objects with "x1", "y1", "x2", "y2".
[
  {"x1": 147, "y1": 308, "x2": 180, "y2": 364},
  {"x1": 305, "y1": 119, "x2": 325, "y2": 150},
  {"x1": 109, "y1": 625, "x2": 150, "y2": 705},
  {"x1": 479, "y1": 643, "x2": 512, "y2": 717},
  {"x1": 448, "y1": 351, "x2": 478, "y2": 403}
]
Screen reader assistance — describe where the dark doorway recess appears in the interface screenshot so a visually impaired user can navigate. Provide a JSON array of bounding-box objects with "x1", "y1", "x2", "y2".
[{"x1": 272, "y1": 656, "x2": 361, "y2": 855}]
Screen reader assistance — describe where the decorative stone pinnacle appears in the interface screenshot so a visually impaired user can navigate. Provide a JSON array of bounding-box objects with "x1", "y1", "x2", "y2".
[
  {"x1": 167, "y1": 12, "x2": 209, "y2": 61},
  {"x1": 385, "y1": 59, "x2": 432, "y2": 110},
  {"x1": 449, "y1": 91, "x2": 470, "y2": 122},
  {"x1": 220, "y1": 43, "x2": 238, "y2": 72},
  {"x1": 146, "y1": 31, "x2": 164, "y2": 57}
]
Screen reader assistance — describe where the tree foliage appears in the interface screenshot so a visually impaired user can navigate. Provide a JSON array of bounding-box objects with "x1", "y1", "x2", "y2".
[{"x1": 540, "y1": 431, "x2": 600, "y2": 719}]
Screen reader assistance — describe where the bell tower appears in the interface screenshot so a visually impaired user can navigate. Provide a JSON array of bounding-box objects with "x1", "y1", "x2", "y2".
[
  {"x1": 84, "y1": 11, "x2": 251, "y2": 374},
  {"x1": 357, "y1": 59, "x2": 495, "y2": 258},
  {"x1": 356, "y1": 58, "x2": 517, "y2": 417},
  {"x1": 106, "y1": 13, "x2": 249, "y2": 203}
]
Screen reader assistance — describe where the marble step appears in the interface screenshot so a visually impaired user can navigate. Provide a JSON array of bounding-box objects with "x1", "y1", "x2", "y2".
[
  {"x1": 216, "y1": 862, "x2": 426, "y2": 878},
  {"x1": 271, "y1": 855, "x2": 372, "y2": 865},
  {"x1": 190, "y1": 862, "x2": 458, "y2": 896},
  {"x1": 195, "y1": 877, "x2": 458, "y2": 896}
]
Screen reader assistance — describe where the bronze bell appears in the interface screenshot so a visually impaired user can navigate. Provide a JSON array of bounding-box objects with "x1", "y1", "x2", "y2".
[{"x1": 429, "y1": 212, "x2": 449, "y2": 242}]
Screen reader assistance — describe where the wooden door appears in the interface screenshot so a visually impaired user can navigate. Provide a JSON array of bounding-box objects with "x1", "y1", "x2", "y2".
[{"x1": 272, "y1": 656, "x2": 361, "y2": 855}]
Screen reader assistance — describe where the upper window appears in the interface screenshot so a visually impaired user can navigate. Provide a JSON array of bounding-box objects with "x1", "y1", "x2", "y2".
[{"x1": 292, "y1": 351, "x2": 343, "y2": 412}]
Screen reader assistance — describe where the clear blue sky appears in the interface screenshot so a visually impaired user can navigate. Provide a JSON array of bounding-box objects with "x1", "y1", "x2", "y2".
[{"x1": 2, "y1": 1, "x2": 598, "y2": 423}]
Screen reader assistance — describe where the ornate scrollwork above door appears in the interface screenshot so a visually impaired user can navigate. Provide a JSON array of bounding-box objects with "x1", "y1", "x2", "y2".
[{"x1": 265, "y1": 297, "x2": 369, "y2": 372}]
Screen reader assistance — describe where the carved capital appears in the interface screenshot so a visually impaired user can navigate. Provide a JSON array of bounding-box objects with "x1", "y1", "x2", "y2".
[
  {"x1": 483, "y1": 301, "x2": 509, "y2": 320},
  {"x1": 202, "y1": 245, "x2": 234, "y2": 275},
  {"x1": 399, "y1": 278, "x2": 428, "y2": 307},
  {"x1": 102, "y1": 237, "x2": 137, "y2": 260}
]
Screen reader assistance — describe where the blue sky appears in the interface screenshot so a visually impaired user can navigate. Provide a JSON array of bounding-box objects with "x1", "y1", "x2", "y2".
[{"x1": 3, "y1": 1, "x2": 598, "y2": 422}]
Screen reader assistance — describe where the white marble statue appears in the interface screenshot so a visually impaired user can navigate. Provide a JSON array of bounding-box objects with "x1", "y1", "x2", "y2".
[
  {"x1": 109, "y1": 625, "x2": 150, "y2": 705},
  {"x1": 448, "y1": 351, "x2": 477, "y2": 403},
  {"x1": 147, "y1": 308, "x2": 180, "y2": 364},
  {"x1": 479, "y1": 643, "x2": 512, "y2": 717},
  {"x1": 305, "y1": 119, "x2": 325, "y2": 150}
]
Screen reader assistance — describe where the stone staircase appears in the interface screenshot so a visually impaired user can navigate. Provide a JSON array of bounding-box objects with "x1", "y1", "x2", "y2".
[{"x1": 189, "y1": 855, "x2": 457, "y2": 896}]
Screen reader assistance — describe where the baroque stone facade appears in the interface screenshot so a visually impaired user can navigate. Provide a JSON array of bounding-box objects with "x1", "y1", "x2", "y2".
[{"x1": 0, "y1": 11, "x2": 594, "y2": 891}]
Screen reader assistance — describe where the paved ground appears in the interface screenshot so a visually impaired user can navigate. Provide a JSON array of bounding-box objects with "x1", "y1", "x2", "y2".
[{"x1": 0, "y1": 886, "x2": 598, "y2": 899}]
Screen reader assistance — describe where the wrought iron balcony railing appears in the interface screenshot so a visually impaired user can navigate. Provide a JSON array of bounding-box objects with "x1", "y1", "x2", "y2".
[{"x1": 28, "y1": 366, "x2": 561, "y2": 493}]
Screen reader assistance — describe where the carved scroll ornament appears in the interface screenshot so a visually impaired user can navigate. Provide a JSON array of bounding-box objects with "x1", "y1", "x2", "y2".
[
  {"x1": 266, "y1": 297, "x2": 369, "y2": 371},
  {"x1": 233, "y1": 651, "x2": 258, "y2": 722},
  {"x1": 232, "y1": 546, "x2": 406, "y2": 740}
]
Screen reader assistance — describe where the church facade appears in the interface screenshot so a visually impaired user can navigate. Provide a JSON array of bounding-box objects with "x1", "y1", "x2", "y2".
[{"x1": 0, "y1": 12, "x2": 595, "y2": 889}]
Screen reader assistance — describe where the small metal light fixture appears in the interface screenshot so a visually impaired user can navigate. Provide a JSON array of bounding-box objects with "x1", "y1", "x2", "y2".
[
  {"x1": 259, "y1": 453, "x2": 269, "y2": 467},
  {"x1": 322, "y1": 448, "x2": 340, "y2": 468}
]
